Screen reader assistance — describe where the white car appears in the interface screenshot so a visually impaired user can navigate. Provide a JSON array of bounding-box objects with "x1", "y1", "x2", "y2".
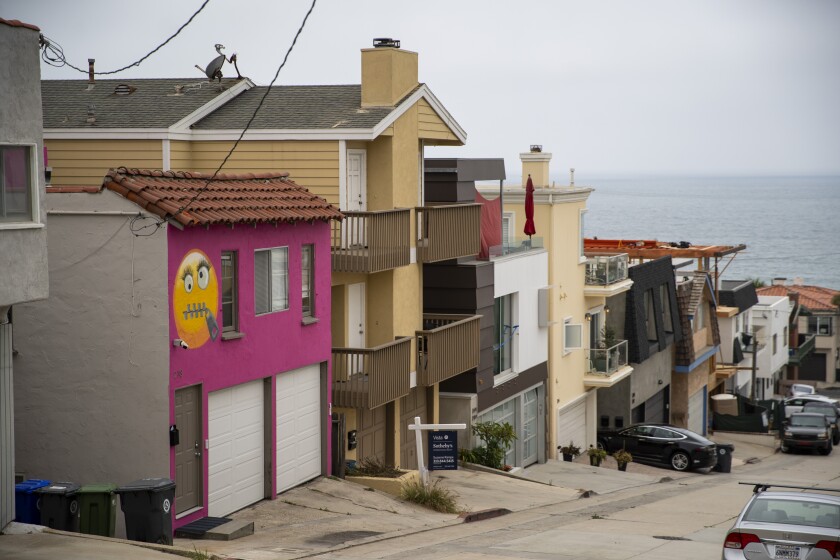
[
  {"x1": 784, "y1": 395, "x2": 839, "y2": 419},
  {"x1": 787, "y1": 383, "x2": 817, "y2": 397}
]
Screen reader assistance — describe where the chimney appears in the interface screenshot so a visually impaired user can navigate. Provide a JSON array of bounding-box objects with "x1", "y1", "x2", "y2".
[
  {"x1": 793, "y1": 277, "x2": 804, "y2": 286},
  {"x1": 772, "y1": 277, "x2": 787, "y2": 286},
  {"x1": 520, "y1": 145, "x2": 551, "y2": 188},
  {"x1": 88, "y1": 58, "x2": 95, "y2": 84},
  {"x1": 361, "y1": 38, "x2": 418, "y2": 107}
]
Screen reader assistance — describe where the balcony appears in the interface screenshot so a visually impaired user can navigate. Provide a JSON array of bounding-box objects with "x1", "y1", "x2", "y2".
[
  {"x1": 332, "y1": 336, "x2": 412, "y2": 410},
  {"x1": 584, "y1": 340, "x2": 633, "y2": 388},
  {"x1": 584, "y1": 253, "x2": 632, "y2": 297},
  {"x1": 331, "y1": 209, "x2": 411, "y2": 274},
  {"x1": 488, "y1": 236, "x2": 544, "y2": 259},
  {"x1": 416, "y1": 204, "x2": 481, "y2": 263},
  {"x1": 417, "y1": 314, "x2": 481, "y2": 386},
  {"x1": 788, "y1": 333, "x2": 817, "y2": 366}
]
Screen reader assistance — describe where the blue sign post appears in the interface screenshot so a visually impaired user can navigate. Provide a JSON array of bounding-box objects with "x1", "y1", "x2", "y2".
[{"x1": 428, "y1": 430, "x2": 458, "y2": 471}]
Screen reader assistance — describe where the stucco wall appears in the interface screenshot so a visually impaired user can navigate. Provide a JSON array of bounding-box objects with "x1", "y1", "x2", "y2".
[
  {"x1": 0, "y1": 23, "x2": 48, "y2": 306},
  {"x1": 631, "y1": 345, "x2": 673, "y2": 407}
]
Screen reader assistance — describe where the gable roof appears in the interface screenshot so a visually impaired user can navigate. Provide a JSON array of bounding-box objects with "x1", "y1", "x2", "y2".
[
  {"x1": 102, "y1": 167, "x2": 342, "y2": 227},
  {"x1": 42, "y1": 78, "x2": 247, "y2": 129},
  {"x1": 758, "y1": 285, "x2": 839, "y2": 313}
]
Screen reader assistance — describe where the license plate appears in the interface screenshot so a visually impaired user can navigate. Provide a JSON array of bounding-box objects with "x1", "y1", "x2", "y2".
[{"x1": 774, "y1": 544, "x2": 800, "y2": 559}]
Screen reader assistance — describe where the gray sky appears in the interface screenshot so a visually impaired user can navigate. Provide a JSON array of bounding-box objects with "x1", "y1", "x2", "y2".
[{"x1": 7, "y1": 0, "x2": 840, "y2": 178}]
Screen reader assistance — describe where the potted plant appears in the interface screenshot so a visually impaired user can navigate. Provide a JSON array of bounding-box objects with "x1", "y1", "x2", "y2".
[
  {"x1": 558, "y1": 441, "x2": 581, "y2": 462},
  {"x1": 595, "y1": 325, "x2": 619, "y2": 372},
  {"x1": 587, "y1": 445, "x2": 607, "y2": 467},
  {"x1": 613, "y1": 449, "x2": 633, "y2": 472}
]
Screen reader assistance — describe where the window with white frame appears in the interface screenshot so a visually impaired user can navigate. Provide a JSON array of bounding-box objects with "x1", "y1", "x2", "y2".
[
  {"x1": 808, "y1": 316, "x2": 834, "y2": 336},
  {"x1": 493, "y1": 294, "x2": 514, "y2": 375},
  {"x1": 1, "y1": 144, "x2": 36, "y2": 223},
  {"x1": 564, "y1": 317, "x2": 582, "y2": 355},
  {"x1": 255, "y1": 247, "x2": 288, "y2": 314},
  {"x1": 578, "y1": 209, "x2": 587, "y2": 260},
  {"x1": 502, "y1": 212, "x2": 514, "y2": 246}
]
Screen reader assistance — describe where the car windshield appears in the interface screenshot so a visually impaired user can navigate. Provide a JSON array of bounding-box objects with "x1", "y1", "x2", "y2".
[
  {"x1": 804, "y1": 406, "x2": 838, "y2": 418},
  {"x1": 744, "y1": 498, "x2": 840, "y2": 528},
  {"x1": 790, "y1": 416, "x2": 827, "y2": 427}
]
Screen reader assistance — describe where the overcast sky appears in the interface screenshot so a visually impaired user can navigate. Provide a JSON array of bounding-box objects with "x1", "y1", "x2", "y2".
[{"x1": 8, "y1": 0, "x2": 840, "y2": 178}]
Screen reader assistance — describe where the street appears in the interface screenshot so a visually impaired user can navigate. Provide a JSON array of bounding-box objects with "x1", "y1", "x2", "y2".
[{"x1": 309, "y1": 447, "x2": 840, "y2": 559}]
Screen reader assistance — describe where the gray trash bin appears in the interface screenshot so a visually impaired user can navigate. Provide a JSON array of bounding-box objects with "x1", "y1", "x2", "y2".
[
  {"x1": 36, "y1": 482, "x2": 80, "y2": 532},
  {"x1": 115, "y1": 478, "x2": 176, "y2": 545},
  {"x1": 713, "y1": 443, "x2": 735, "y2": 473}
]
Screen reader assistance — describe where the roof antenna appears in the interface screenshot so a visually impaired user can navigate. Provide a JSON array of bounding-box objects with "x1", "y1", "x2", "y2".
[{"x1": 194, "y1": 44, "x2": 242, "y2": 85}]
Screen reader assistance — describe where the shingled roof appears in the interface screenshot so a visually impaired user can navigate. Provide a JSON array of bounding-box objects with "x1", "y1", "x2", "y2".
[
  {"x1": 102, "y1": 168, "x2": 343, "y2": 227},
  {"x1": 41, "y1": 78, "x2": 244, "y2": 128}
]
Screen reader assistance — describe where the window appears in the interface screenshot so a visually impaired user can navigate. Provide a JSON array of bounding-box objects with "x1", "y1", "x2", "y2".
[
  {"x1": 693, "y1": 301, "x2": 706, "y2": 333},
  {"x1": 772, "y1": 333, "x2": 778, "y2": 355},
  {"x1": 502, "y1": 212, "x2": 514, "y2": 245},
  {"x1": 659, "y1": 284, "x2": 673, "y2": 333},
  {"x1": 564, "y1": 317, "x2": 582, "y2": 355},
  {"x1": 808, "y1": 316, "x2": 834, "y2": 336},
  {"x1": 255, "y1": 247, "x2": 288, "y2": 314},
  {"x1": 493, "y1": 294, "x2": 514, "y2": 374},
  {"x1": 0, "y1": 145, "x2": 36, "y2": 223},
  {"x1": 221, "y1": 251, "x2": 238, "y2": 332},
  {"x1": 301, "y1": 244, "x2": 314, "y2": 318},
  {"x1": 644, "y1": 289, "x2": 657, "y2": 341},
  {"x1": 578, "y1": 209, "x2": 587, "y2": 261},
  {"x1": 784, "y1": 326, "x2": 788, "y2": 345}
]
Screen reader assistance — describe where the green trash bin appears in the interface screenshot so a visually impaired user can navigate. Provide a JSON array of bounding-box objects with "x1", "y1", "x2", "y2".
[{"x1": 78, "y1": 484, "x2": 117, "y2": 537}]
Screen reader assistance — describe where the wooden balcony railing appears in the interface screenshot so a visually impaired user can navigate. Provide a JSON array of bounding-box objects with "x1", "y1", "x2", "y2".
[
  {"x1": 417, "y1": 314, "x2": 481, "y2": 386},
  {"x1": 331, "y1": 209, "x2": 411, "y2": 273},
  {"x1": 416, "y1": 204, "x2": 481, "y2": 263},
  {"x1": 332, "y1": 336, "x2": 412, "y2": 410}
]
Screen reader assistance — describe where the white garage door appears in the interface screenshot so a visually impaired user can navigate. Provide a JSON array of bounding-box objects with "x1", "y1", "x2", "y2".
[
  {"x1": 208, "y1": 380, "x2": 265, "y2": 517},
  {"x1": 688, "y1": 387, "x2": 706, "y2": 436},
  {"x1": 276, "y1": 364, "x2": 322, "y2": 493},
  {"x1": 557, "y1": 398, "x2": 587, "y2": 453}
]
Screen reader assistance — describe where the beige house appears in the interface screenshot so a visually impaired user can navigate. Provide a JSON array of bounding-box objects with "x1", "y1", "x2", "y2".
[{"x1": 40, "y1": 40, "x2": 479, "y2": 471}]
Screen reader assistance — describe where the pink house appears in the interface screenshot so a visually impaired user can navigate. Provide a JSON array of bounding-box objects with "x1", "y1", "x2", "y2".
[{"x1": 108, "y1": 168, "x2": 342, "y2": 526}]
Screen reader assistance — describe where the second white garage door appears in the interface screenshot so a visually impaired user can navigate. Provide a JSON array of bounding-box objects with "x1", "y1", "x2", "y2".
[
  {"x1": 208, "y1": 379, "x2": 265, "y2": 517},
  {"x1": 557, "y1": 398, "x2": 587, "y2": 453},
  {"x1": 276, "y1": 364, "x2": 322, "y2": 493}
]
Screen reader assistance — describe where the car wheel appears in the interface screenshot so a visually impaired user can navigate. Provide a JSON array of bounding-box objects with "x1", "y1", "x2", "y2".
[
  {"x1": 670, "y1": 450, "x2": 690, "y2": 471},
  {"x1": 833, "y1": 433, "x2": 840, "y2": 446},
  {"x1": 818, "y1": 446, "x2": 832, "y2": 456},
  {"x1": 780, "y1": 443, "x2": 789, "y2": 454},
  {"x1": 596, "y1": 440, "x2": 606, "y2": 452}
]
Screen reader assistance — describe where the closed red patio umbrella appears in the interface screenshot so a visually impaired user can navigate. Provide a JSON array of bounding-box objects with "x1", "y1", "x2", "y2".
[{"x1": 524, "y1": 174, "x2": 536, "y2": 241}]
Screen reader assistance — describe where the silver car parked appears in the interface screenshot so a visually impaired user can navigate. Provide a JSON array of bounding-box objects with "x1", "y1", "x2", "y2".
[{"x1": 723, "y1": 483, "x2": 840, "y2": 559}]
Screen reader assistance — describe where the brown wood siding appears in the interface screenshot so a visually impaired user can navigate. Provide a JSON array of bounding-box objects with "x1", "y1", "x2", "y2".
[
  {"x1": 45, "y1": 139, "x2": 163, "y2": 185},
  {"x1": 417, "y1": 99, "x2": 457, "y2": 142},
  {"x1": 184, "y1": 141, "x2": 340, "y2": 205}
]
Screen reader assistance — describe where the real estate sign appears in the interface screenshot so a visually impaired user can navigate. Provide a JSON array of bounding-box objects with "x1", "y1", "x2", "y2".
[{"x1": 428, "y1": 430, "x2": 458, "y2": 471}]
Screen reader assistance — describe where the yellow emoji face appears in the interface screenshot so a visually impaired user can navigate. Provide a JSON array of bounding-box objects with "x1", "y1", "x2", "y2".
[{"x1": 173, "y1": 250, "x2": 219, "y2": 349}]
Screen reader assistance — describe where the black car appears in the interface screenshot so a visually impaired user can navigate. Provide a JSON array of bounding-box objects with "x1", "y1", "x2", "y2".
[
  {"x1": 802, "y1": 401, "x2": 840, "y2": 445},
  {"x1": 596, "y1": 424, "x2": 717, "y2": 472},
  {"x1": 781, "y1": 412, "x2": 833, "y2": 455}
]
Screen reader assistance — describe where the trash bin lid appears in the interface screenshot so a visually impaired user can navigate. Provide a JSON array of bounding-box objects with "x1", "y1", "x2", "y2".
[
  {"x1": 716, "y1": 443, "x2": 735, "y2": 451},
  {"x1": 116, "y1": 478, "x2": 175, "y2": 493},
  {"x1": 79, "y1": 483, "x2": 117, "y2": 494},
  {"x1": 15, "y1": 479, "x2": 51, "y2": 493},
  {"x1": 36, "y1": 482, "x2": 81, "y2": 495}
]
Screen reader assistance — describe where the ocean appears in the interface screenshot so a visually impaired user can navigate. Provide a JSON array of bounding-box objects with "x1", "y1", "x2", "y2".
[{"x1": 580, "y1": 175, "x2": 840, "y2": 290}]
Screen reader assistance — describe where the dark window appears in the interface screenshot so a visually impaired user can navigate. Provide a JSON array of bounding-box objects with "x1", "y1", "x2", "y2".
[
  {"x1": 1, "y1": 145, "x2": 33, "y2": 222},
  {"x1": 493, "y1": 295, "x2": 513, "y2": 374},
  {"x1": 644, "y1": 289, "x2": 657, "y2": 341},
  {"x1": 809, "y1": 316, "x2": 834, "y2": 336},
  {"x1": 301, "y1": 244, "x2": 314, "y2": 318},
  {"x1": 659, "y1": 284, "x2": 673, "y2": 333},
  {"x1": 221, "y1": 251, "x2": 238, "y2": 331}
]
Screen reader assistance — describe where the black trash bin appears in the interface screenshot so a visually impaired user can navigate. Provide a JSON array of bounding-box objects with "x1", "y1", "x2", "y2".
[
  {"x1": 36, "y1": 482, "x2": 80, "y2": 532},
  {"x1": 115, "y1": 478, "x2": 176, "y2": 545},
  {"x1": 714, "y1": 443, "x2": 735, "y2": 473}
]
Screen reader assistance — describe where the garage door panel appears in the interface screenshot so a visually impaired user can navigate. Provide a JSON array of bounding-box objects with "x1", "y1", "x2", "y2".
[
  {"x1": 276, "y1": 365, "x2": 322, "y2": 494},
  {"x1": 688, "y1": 388, "x2": 705, "y2": 436},
  {"x1": 557, "y1": 399, "x2": 586, "y2": 451},
  {"x1": 208, "y1": 380, "x2": 266, "y2": 517}
]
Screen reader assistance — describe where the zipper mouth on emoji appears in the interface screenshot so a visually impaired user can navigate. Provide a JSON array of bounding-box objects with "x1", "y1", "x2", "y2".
[{"x1": 183, "y1": 302, "x2": 210, "y2": 320}]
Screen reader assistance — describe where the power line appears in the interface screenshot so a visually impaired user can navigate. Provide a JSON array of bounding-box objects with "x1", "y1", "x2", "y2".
[
  {"x1": 40, "y1": 0, "x2": 211, "y2": 74},
  {"x1": 130, "y1": 0, "x2": 319, "y2": 237}
]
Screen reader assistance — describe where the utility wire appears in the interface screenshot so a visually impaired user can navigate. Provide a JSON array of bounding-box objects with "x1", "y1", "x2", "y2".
[
  {"x1": 130, "y1": 0, "x2": 319, "y2": 237},
  {"x1": 40, "y1": 0, "x2": 211, "y2": 74}
]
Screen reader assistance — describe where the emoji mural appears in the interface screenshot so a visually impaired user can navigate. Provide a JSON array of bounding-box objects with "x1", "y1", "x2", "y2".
[{"x1": 173, "y1": 249, "x2": 220, "y2": 349}]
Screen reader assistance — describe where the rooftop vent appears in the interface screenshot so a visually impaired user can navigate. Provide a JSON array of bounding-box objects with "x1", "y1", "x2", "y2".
[
  {"x1": 530, "y1": 145, "x2": 542, "y2": 153},
  {"x1": 113, "y1": 84, "x2": 136, "y2": 96},
  {"x1": 373, "y1": 37, "x2": 400, "y2": 48}
]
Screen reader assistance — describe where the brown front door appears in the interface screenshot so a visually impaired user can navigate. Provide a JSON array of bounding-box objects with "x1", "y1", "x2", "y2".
[
  {"x1": 399, "y1": 387, "x2": 427, "y2": 470},
  {"x1": 174, "y1": 385, "x2": 202, "y2": 514}
]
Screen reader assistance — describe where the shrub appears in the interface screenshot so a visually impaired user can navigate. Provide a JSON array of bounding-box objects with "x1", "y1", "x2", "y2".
[
  {"x1": 460, "y1": 421, "x2": 517, "y2": 470},
  {"x1": 347, "y1": 456, "x2": 405, "y2": 478},
  {"x1": 587, "y1": 445, "x2": 607, "y2": 460},
  {"x1": 559, "y1": 441, "x2": 582, "y2": 457},
  {"x1": 613, "y1": 449, "x2": 633, "y2": 464},
  {"x1": 400, "y1": 479, "x2": 459, "y2": 513}
]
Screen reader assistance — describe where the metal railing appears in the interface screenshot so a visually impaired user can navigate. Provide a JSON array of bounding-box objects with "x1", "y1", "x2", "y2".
[
  {"x1": 331, "y1": 209, "x2": 411, "y2": 273},
  {"x1": 416, "y1": 204, "x2": 481, "y2": 263},
  {"x1": 585, "y1": 253, "x2": 629, "y2": 286},
  {"x1": 586, "y1": 340, "x2": 629, "y2": 375},
  {"x1": 332, "y1": 336, "x2": 412, "y2": 410},
  {"x1": 488, "y1": 236, "x2": 544, "y2": 258},
  {"x1": 417, "y1": 314, "x2": 481, "y2": 386},
  {"x1": 788, "y1": 333, "x2": 817, "y2": 366}
]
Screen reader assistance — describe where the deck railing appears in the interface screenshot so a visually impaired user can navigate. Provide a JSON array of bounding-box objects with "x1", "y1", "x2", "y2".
[
  {"x1": 788, "y1": 333, "x2": 817, "y2": 366},
  {"x1": 586, "y1": 340, "x2": 629, "y2": 376},
  {"x1": 332, "y1": 336, "x2": 412, "y2": 410},
  {"x1": 417, "y1": 314, "x2": 481, "y2": 386},
  {"x1": 416, "y1": 204, "x2": 481, "y2": 263},
  {"x1": 331, "y1": 209, "x2": 411, "y2": 273},
  {"x1": 585, "y1": 253, "x2": 629, "y2": 286}
]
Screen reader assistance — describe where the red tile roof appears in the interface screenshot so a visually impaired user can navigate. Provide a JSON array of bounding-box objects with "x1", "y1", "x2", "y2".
[
  {"x1": 758, "y1": 285, "x2": 839, "y2": 312},
  {"x1": 0, "y1": 18, "x2": 40, "y2": 31},
  {"x1": 102, "y1": 168, "x2": 343, "y2": 227},
  {"x1": 47, "y1": 185, "x2": 103, "y2": 193}
]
